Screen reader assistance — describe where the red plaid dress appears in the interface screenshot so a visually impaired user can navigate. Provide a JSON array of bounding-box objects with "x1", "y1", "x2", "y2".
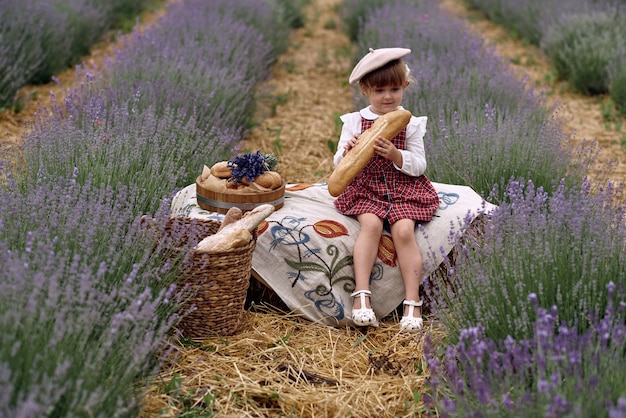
[{"x1": 334, "y1": 117, "x2": 440, "y2": 223}]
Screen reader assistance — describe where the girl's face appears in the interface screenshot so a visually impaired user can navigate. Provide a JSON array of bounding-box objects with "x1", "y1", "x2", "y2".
[{"x1": 364, "y1": 84, "x2": 405, "y2": 115}]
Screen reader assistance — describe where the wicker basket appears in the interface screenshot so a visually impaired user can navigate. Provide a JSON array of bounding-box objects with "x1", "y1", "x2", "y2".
[{"x1": 166, "y1": 217, "x2": 257, "y2": 337}]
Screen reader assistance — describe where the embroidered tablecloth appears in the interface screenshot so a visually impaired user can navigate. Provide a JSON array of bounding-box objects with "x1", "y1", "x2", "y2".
[{"x1": 171, "y1": 182, "x2": 496, "y2": 327}]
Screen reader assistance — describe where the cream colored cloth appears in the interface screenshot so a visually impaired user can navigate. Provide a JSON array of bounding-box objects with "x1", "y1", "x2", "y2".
[{"x1": 171, "y1": 182, "x2": 497, "y2": 327}]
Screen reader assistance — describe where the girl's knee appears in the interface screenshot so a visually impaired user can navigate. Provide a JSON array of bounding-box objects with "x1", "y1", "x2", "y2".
[
  {"x1": 391, "y1": 222, "x2": 414, "y2": 240},
  {"x1": 393, "y1": 230, "x2": 415, "y2": 245},
  {"x1": 358, "y1": 214, "x2": 384, "y2": 234}
]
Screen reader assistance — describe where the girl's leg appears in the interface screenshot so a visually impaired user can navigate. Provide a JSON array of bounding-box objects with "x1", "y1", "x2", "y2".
[
  {"x1": 352, "y1": 213, "x2": 383, "y2": 310},
  {"x1": 389, "y1": 219, "x2": 422, "y2": 317}
]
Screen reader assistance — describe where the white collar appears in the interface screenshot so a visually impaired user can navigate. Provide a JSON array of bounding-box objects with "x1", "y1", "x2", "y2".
[{"x1": 359, "y1": 105, "x2": 405, "y2": 119}]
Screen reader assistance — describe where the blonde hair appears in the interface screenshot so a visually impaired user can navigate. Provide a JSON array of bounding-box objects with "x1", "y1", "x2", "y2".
[{"x1": 358, "y1": 58, "x2": 415, "y2": 90}]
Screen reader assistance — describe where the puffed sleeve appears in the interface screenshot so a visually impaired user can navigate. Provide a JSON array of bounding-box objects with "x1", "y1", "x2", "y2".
[
  {"x1": 393, "y1": 115, "x2": 428, "y2": 176},
  {"x1": 333, "y1": 112, "x2": 361, "y2": 167}
]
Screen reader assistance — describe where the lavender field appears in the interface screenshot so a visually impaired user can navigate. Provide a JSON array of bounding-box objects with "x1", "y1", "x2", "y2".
[
  {"x1": 1, "y1": 0, "x2": 302, "y2": 415},
  {"x1": 465, "y1": 0, "x2": 626, "y2": 111},
  {"x1": 0, "y1": 0, "x2": 160, "y2": 109},
  {"x1": 1, "y1": 0, "x2": 625, "y2": 416}
]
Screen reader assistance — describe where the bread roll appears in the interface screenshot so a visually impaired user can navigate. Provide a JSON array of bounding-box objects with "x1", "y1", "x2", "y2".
[
  {"x1": 255, "y1": 171, "x2": 283, "y2": 189},
  {"x1": 225, "y1": 177, "x2": 251, "y2": 188},
  {"x1": 327, "y1": 109, "x2": 412, "y2": 197},
  {"x1": 210, "y1": 161, "x2": 232, "y2": 179},
  {"x1": 225, "y1": 179, "x2": 243, "y2": 189}
]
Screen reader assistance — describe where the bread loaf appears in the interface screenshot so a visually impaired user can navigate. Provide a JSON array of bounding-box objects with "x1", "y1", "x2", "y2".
[{"x1": 327, "y1": 109, "x2": 412, "y2": 197}]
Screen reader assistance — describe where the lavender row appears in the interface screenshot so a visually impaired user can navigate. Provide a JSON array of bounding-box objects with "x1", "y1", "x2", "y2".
[
  {"x1": 424, "y1": 286, "x2": 626, "y2": 417},
  {"x1": 430, "y1": 177, "x2": 626, "y2": 333},
  {"x1": 20, "y1": 0, "x2": 300, "y2": 215},
  {"x1": 342, "y1": 0, "x2": 625, "y2": 415},
  {"x1": 422, "y1": 177, "x2": 626, "y2": 415},
  {"x1": 0, "y1": 0, "x2": 302, "y2": 415},
  {"x1": 0, "y1": 175, "x2": 189, "y2": 417},
  {"x1": 466, "y1": 0, "x2": 626, "y2": 112},
  {"x1": 0, "y1": 0, "x2": 157, "y2": 109}
]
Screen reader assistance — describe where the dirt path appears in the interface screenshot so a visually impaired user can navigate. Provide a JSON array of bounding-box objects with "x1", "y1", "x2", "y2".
[
  {"x1": 242, "y1": 0, "x2": 355, "y2": 183},
  {"x1": 439, "y1": 0, "x2": 626, "y2": 186}
]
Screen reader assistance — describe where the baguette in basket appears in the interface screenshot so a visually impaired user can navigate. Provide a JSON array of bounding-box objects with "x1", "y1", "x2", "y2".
[
  {"x1": 327, "y1": 109, "x2": 412, "y2": 197},
  {"x1": 195, "y1": 204, "x2": 274, "y2": 253}
]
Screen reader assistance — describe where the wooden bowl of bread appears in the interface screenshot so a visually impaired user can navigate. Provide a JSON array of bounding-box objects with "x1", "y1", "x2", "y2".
[{"x1": 196, "y1": 154, "x2": 285, "y2": 214}]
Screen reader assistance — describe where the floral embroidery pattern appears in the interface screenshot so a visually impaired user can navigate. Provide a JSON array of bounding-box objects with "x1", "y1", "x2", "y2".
[
  {"x1": 259, "y1": 215, "x2": 389, "y2": 321},
  {"x1": 285, "y1": 183, "x2": 315, "y2": 192},
  {"x1": 257, "y1": 220, "x2": 269, "y2": 235},
  {"x1": 312, "y1": 219, "x2": 349, "y2": 238},
  {"x1": 377, "y1": 235, "x2": 397, "y2": 267},
  {"x1": 438, "y1": 191, "x2": 460, "y2": 210}
]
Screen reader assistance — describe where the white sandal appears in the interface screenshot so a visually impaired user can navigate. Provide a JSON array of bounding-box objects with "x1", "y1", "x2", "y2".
[
  {"x1": 400, "y1": 300, "x2": 423, "y2": 332},
  {"x1": 350, "y1": 290, "x2": 379, "y2": 327}
]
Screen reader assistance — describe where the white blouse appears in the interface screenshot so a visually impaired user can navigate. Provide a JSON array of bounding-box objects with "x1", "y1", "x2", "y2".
[{"x1": 333, "y1": 106, "x2": 428, "y2": 177}]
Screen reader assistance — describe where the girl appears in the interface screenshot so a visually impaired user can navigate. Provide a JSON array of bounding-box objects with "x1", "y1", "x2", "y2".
[{"x1": 333, "y1": 47, "x2": 439, "y2": 332}]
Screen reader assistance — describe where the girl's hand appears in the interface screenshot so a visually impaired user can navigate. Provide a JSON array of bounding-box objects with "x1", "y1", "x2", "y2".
[
  {"x1": 374, "y1": 136, "x2": 399, "y2": 161},
  {"x1": 343, "y1": 133, "x2": 361, "y2": 156}
]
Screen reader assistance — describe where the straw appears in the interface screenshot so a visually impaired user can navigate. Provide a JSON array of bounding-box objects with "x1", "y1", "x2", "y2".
[{"x1": 141, "y1": 305, "x2": 447, "y2": 417}]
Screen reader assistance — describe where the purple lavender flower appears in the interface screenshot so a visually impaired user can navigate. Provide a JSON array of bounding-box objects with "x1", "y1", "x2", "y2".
[
  {"x1": 227, "y1": 151, "x2": 269, "y2": 184},
  {"x1": 424, "y1": 283, "x2": 626, "y2": 417},
  {"x1": 433, "y1": 177, "x2": 625, "y2": 342}
]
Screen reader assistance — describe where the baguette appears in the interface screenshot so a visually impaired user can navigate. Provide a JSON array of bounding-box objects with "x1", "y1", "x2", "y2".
[
  {"x1": 218, "y1": 207, "x2": 243, "y2": 231},
  {"x1": 327, "y1": 109, "x2": 412, "y2": 197},
  {"x1": 195, "y1": 204, "x2": 274, "y2": 253}
]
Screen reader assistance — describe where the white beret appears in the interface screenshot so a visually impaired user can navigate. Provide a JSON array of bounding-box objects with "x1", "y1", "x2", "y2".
[{"x1": 348, "y1": 47, "x2": 411, "y2": 84}]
